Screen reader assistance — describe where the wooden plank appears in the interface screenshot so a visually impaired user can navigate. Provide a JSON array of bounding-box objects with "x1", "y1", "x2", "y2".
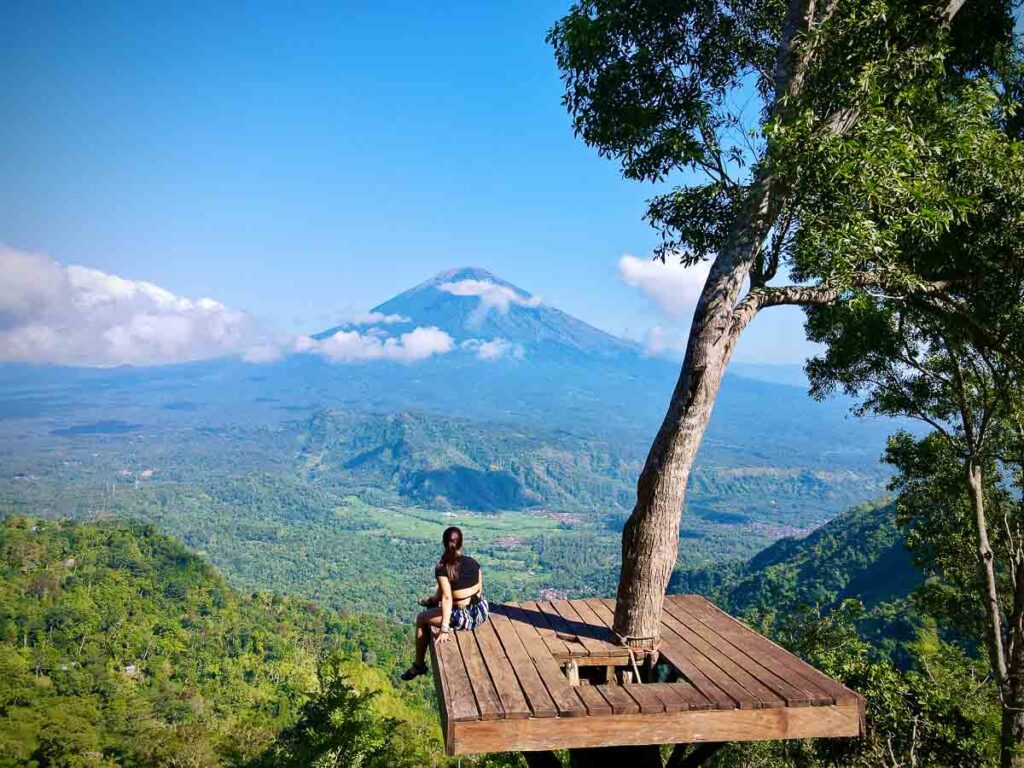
[
  {"x1": 535, "y1": 601, "x2": 590, "y2": 658},
  {"x1": 429, "y1": 639, "x2": 452, "y2": 749},
  {"x1": 644, "y1": 682, "x2": 690, "y2": 713},
  {"x1": 574, "y1": 683, "x2": 613, "y2": 716},
  {"x1": 660, "y1": 602, "x2": 799, "y2": 708},
  {"x1": 578, "y1": 599, "x2": 634, "y2": 668},
  {"x1": 518, "y1": 600, "x2": 573, "y2": 658},
  {"x1": 503, "y1": 604, "x2": 586, "y2": 717},
  {"x1": 662, "y1": 598, "x2": 827, "y2": 707},
  {"x1": 456, "y1": 630, "x2": 504, "y2": 720},
  {"x1": 552, "y1": 600, "x2": 615, "y2": 657},
  {"x1": 667, "y1": 681, "x2": 714, "y2": 711},
  {"x1": 594, "y1": 684, "x2": 640, "y2": 714},
  {"x1": 658, "y1": 608, "x2": 785, "y2": 709},
  {"x1": 487, "y1": 610, "x2": 558, "y2": 718},
  {"x1": 570, "y1": 599, "x2": 620, "y2": 652},
  {"x1": 672, "y1": 595, "x2": 858, "y2": 706},
  {"x1": 583, "y1": 598, "x2": 713, "y2": 711},
  {"x1": 472, "y1": 620, "x2": 530, "y2": 719},
  {"x1": 598, "y1": 598, "x2": 735, "y2": 710},
  {"x1": 574, "y1": 655, "x2": 632, "y2": 667},
  {"x1": 583, "y1": 597, "x2": 616, "y2": 627},
  {"x1": 622, "y1": 684, "x2": 667, "y2": 714},
  {"x1": 448, "y1": 703, "x2": 864, "y2": 755},
  {"x1": 434, "y1": 632, "x2": 482, "y2": 722}
]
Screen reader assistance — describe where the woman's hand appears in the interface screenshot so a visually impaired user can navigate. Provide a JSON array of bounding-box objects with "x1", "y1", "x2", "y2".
[
  {"x1": 436, "y1": 628, "x2": 452, "y2": 643},
  {"x1": 418, "y1": 597, "x2": 432, "y2": 608}
]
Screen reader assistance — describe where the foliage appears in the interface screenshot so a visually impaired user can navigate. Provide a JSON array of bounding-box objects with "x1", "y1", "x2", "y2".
[
  {"x1": 245, "y1": 656, "x2": 436, "y2": 768},
  {"x1": 710, "y1": 602, "x2": 1000, "y2": 767},
  {"x1": 0, "y1": 516, "x2": 454, "y2": 767},
  {"x1": 671, "y1": 500, "x2": 922, "y2": 658}
]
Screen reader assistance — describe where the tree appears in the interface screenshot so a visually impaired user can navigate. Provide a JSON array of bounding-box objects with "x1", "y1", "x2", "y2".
[
  {"x1": 549, "y1": 0, "x2": 1019, "y2": 644},
  {"x1": 714, "y1": 602, "x2": 999, "y2": 767},
  {"x1": 804, "y1": 180, "x2": 1024, "y2": 763}
]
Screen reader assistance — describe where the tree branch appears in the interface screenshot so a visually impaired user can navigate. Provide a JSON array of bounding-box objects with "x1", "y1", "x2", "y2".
[{"x1": 732, "y1": 273, "x2": 956, "y2": 332}]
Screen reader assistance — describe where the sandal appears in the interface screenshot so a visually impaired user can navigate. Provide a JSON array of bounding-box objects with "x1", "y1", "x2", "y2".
[{"x1": 400, "y1": 662, "x2": 428, "y2": 681}]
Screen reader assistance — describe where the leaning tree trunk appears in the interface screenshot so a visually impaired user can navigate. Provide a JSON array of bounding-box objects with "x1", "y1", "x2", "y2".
[{"x1": 613, "y1": 180, "x2": 776, "y2": 644}]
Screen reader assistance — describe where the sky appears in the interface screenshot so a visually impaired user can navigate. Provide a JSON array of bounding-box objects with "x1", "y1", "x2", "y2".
[{"x1": 0, "y1": 0, "x2": 815, "y2": 366}]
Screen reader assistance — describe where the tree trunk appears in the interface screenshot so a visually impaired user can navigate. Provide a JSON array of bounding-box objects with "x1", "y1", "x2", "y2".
[
  {"x1": 613, "y1": 180, "x2": 775, "y2": 643},
  {"x1": 1001, "y1": 698, "x2": 1024, "y2": 768},
  {"x1": 965, "y1": 459, "x2": 1020, "y2": 767},
  {"x1": 967, "y1": 460, "x2": 1008, "y2": 684},
  {"x1": 1003, "y1": 576, "x2": 1024, "y2": 768}
]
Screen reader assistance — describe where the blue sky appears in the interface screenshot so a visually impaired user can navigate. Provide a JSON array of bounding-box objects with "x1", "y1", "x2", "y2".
[{"x1": 0, "y1": 0, "x2": 813, "y2": 364}]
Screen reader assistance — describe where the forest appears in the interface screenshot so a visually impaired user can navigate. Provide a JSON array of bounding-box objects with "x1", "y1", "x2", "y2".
[{"x1": 2, "y1": 0, "x2": 1024, "y2": 765}]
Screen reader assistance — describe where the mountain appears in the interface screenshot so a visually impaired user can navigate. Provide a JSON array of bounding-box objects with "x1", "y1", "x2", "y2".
[
  {"x1": 0, "y1": 516, "x2": 436, "y2": 766},
  {"x1": 670, "y1": 500, "x2": 923, "y2": 653},
  {"x1": 361, "y1": 266, "x2": 636, "y2": 359},
  {"x1": 0, "y1": 266, "x2": 900, "y2": 534}
]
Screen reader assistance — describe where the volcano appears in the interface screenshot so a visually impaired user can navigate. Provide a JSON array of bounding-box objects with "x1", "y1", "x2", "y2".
[{"x1": 315, "y1": 267, "x2": 637, "y2": 361}]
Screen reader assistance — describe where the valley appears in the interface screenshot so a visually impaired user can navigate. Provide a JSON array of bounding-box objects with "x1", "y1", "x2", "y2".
[{"x1": 0, "y1": 269, "x2": 897, "y2": 621}]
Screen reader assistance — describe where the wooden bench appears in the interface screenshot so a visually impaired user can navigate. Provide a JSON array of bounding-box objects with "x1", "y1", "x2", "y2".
[{"x1": 430, "y1": 594, "x2": 863, "y2": 755}]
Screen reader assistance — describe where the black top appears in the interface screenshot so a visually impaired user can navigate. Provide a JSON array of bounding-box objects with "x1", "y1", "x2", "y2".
[{"x1": 435, "y1": 555, "x2": 481, "y2": 592}]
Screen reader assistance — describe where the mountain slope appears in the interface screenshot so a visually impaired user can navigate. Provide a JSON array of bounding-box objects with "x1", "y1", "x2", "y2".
[
  {"x1": 0, "y1": 516, "x2": 433, "y2": 766},
  {"x1": 300, "y1": 408, "x2": 637, "y2": 512},
  {"x1": 319, "y1": 266, "x2": 637, "y2": 360},
  {"x1": 670, "y1": 500, "x2": 923, "y2": 652},
  {"x1": 0, "y1": 266, "x2": 900, "y2": 535}
]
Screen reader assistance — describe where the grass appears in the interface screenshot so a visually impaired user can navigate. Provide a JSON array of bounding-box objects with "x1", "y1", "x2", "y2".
[{"x1": 337, "y1": 495, "x2": 573, "y2": 542}]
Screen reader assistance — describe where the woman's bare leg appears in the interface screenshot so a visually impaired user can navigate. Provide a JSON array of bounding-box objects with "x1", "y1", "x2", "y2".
[{"x1": 415, "y1": 608, "x2": 442, "y2": 666}]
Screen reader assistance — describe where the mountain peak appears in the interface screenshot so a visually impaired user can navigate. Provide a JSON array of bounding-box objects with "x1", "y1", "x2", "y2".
[
  {"x1": 314, "y1": 267, "x2": 638, "y2": 360},
  {"x1": 429, "y1": 267, "x2": 507, "y2": 285}
]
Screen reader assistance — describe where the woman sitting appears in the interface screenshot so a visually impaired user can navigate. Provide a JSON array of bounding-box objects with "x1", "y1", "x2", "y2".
[{"x1": 401, "y1": 526, "x2": 488, "y2": 681}]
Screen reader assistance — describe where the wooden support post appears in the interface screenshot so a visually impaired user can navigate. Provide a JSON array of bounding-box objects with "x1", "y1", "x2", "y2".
[
  {"x1": 523, "y1": 752, "x2": 563, "y2": 768},
  {"x1": 606, "y1": 665, "x2": 616, "y2": 684},
  {"x1": 566, "y1": 659, "x2": 580, "y2": 686},
  {"x1": 569, "y1": 745, "x2": 663, "y2": 768}
]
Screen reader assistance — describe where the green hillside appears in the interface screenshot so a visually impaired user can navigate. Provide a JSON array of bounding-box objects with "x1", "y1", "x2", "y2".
[
  {"x1": 0, "y1": 516, "x2": 455, "y2": 768},
  {"x1": 300, "y1": 408, "x2": 635, "y2": 513},
  {"x1": 670, "y1": 501, "x2": 923, "y2": 650}
]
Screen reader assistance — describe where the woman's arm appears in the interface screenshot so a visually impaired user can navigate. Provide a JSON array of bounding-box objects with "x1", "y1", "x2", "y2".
[
  {"x1": 437, "y1": 576, "x2": 453, "y2": 635},
  {"x1": 419, "y1": 585, "x2": 441, "y2": 607}
]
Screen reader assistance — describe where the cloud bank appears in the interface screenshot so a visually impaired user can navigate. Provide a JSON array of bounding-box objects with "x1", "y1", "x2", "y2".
[
  {"x1": 461, "y1": 337, "x2": 524, "y2": 361},
  {"x1": 295, "y1": 326, "x2": 454, "y2": 363},
  {"x1": 340, "y1": 311, "x2": 409, "y2": 326},
  {"x1": 438, "y1": 279, "x2": 542, "y2": 314},
  {"x1": 0, "y1": 246, "x2": 277, "y2": 366},
  {"x1": 0, "y1": 247, "x2": 533, "y2": 367},
  {"x1": 617, "y1": 255, "x2": 711, "y2": 316}
]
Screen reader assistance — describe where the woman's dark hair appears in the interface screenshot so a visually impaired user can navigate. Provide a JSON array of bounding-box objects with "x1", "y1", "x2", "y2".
[{"x1": 440, "y1": 526, "x2": 463, "y2": 582}]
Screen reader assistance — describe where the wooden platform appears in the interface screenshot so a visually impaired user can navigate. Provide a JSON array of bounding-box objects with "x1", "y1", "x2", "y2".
[{"x1": 430, "y1": 595, "x2": 863, "y2": 755}]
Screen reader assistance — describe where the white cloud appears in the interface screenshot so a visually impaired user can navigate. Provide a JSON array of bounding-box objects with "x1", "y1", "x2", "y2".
[
  {"x1": 297, "y1": 325, "x2": 454, "y2": 363},
  {"x1": 437, "y1": 279, "x2": 542, "y2": 314},
  {"x1": 642, "y1": 325, "x2": 687, "y2": 359},
  {"x1": 341, "y1": 311, "x2": 409, "y2": 326},
  {"x1": 242, "y1": 343, "x2": 285, "y2": 364},
  {"x1": 618, "y1": 255, "x2": 711, "y2": 316},
  {"x1": 0, "y1": 246, "x2": 277, "y2": 366},
  {"x1": 461, "y1": 337, "x2": 524, "y2": 361}
]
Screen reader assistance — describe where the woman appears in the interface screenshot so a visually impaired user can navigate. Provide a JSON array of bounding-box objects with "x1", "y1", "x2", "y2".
[{"x1": 401, "y1": 526, "x2": 488, "y2": 681}]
